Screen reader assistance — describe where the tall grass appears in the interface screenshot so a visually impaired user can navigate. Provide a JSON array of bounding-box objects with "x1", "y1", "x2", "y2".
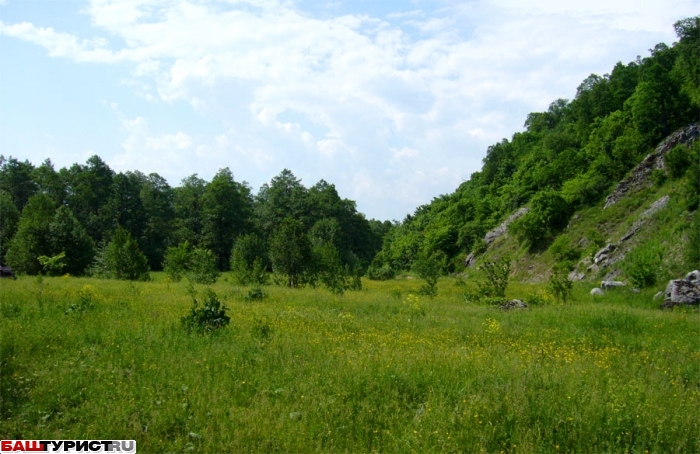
[{"x1": 1, "y1": 275, "x2": 698, "y2": 452}]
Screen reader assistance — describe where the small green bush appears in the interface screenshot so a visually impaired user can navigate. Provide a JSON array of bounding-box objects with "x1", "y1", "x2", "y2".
[
  {"x1": 466, "y1": 256, "x2": 511, "y2": 305},
  {"x1": 686, "y1": 213, "x2": 700, "y2": 270},
  {"x1": 181, "y1": 288, "x2": 230, "y2": 333},
  {"x1": 366, "y1": 264, "x2": 396, "y2": 281},
  {"x1": 665, "y1": 144, "x2": 692, "y2": 179},
  {"x1": 186, "y1": 248, "x2": 220, "y2": 285},
  {"x1": 624, "y1": 242, "x2": 663, "y2": 288},
  {"x1": 549, "y1": 234, "x2": 582, "y2": 263},
  {"x1": 548, "y1": 263, "x2": 573, "y2": 303},
  {"x1": 413, "y1": 251, "x2": 447, "y2": 297}
]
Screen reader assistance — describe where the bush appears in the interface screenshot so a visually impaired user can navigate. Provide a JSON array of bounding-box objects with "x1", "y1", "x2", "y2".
[
  {"x1": 230, "y1": 234, "x2": 269, "y2": 285},
  {"x1": 623, "y1": 241, "x2": 663, "y2": 288},
  {"x1": 686, "y1": 213, "x2": 700, "y2": 270},
  {"x1": 94, "y1": 227, "x2": 150, "y2": 281},
  {"x1": 665, "y1": 144, "x2": 692, "y2": 179},
  {"x1": 548, "y1": 263, "x2": 573, "y2": 303},
  {"x1": 549, "y1": 234, "x2": 582, "y2": 263},
  {"x1": 366, "y1": 264, "x2": 396, "y2": 280},
  {"x1": 181, "y1": 288, "x2": 230, "y2": 333},
  {"x1": 413, "y1": 251, "x2": 447, "y2": 297},
  {"x1": 510, "y1": 190, "x2": 571, "y2": 249},
  {"x1": 163, "y1": 241, "x2": 191, "y2": 282},
  {"x1": 186, "y1": 248, "x2": 220, "y2": 285},
  {"x1": 479, "y1": 256, "x2": 511, "y2": 300}
]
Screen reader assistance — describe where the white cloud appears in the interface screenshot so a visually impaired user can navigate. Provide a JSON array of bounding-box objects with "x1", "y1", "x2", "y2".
[{"x1": 1, "y1": 0, "x2": 698, "y2": 219}]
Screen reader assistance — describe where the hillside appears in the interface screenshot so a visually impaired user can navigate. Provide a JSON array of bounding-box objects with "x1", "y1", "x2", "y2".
[{"x1": 372, "y1": 16, "x2": 700, "y2": 287}]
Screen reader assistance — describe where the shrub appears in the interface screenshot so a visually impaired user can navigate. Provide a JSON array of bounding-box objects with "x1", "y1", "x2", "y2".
[
  {"x1": 366, "y1": 264, "x2": 396, "y2": 280},
  {"x1": 163, "y1": 241, "x2": 191, "y2": 282},
  {"x1": 623, "y1": 241, "x2": 663, "y2": 288},
  {"x1": 181, "y1": 288, "x2": 230, "y2": 333},
  {"x1": 186, "y1": 248, "x2": 220, "y2": 285},
  {"x1": 230, "y1": 234, "x2": 269, "y2": 285},
  {"x1": 665, "y1": 144, "x2": 692, "y2": 179},
  {"x1": 686, "y1": 213, "x2": 700, "y2": 270},
  {"x1": 510, "y1": 190, "x2": 571, "y2": 249},
  {"x1": 548, "y1": 263, "x2": 573, "y2": 303},
  {"x1": 549, "y1": 234, "x2": 582, "y2": 263},
  {"x1": 94, "y1": 227, "x2": 150, "y2": 281},
  {"x1": 479, "y1": 256, "x2": 511, "y2": 300},
  {"x1": 413, "y1": 250, "x2": 447, "y2": 297}
]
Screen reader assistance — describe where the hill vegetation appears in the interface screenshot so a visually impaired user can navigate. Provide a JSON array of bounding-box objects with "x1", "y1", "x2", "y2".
[{"x1": 372, "y1": 17, "x2": 700, "y2": 283}]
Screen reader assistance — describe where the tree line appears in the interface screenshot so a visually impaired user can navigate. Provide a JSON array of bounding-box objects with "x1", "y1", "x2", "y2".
[
  {"x1": 371, "y1": 16, "x2": 700, "y2": 276},
  {"x1": 0, "y1": 158, "x2": 391, "y2": 287}
]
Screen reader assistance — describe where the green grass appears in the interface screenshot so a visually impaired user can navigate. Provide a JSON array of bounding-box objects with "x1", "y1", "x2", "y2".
[{"x1": 1, "y1": 274, "x2": 699, "y2": 453}]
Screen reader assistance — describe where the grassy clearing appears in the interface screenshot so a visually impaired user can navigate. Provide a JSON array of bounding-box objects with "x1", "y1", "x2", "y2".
[{"x1": 1, "y1": 275, "x2": 699, "y2": 453}]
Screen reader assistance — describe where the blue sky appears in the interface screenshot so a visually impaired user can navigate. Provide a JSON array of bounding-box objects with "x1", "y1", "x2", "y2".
[{"x1": 0, "y1": 0, "x2": 697, "y2": 221}]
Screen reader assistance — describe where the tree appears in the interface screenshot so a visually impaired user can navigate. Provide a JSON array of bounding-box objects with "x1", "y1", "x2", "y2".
[
  {"x1": 255, "y1": 169, "x2": 309, "y2": 236},
  {"x1": 47, "y1": 206, "x2": 95, "y2": 275},
  {"x1": 201, "y1": 168, "x2": 253, "y2": 271},
  {"x1": 32, "y1": 159, "x2": 66, "y2": 206},
  {"x1": 163, "y1": 241, "x2": 191, "y2": 282},
  {"x1": 511, "y1": 190, "x2": 571, "y2": 249},
  {"x1": 61, "y1": 155, "x2": 114, "y2": 243},
  {"x1": 230, "y1": 233, "x2": 268, "y2": 285},
  {"x1": 413, "y1": 250, "x2": 447, "y2": 296},
  {"x1": 173, "y1": 174, "x2": 207, "y2": 246},
  {"x1": 102, "y1": 226, "x2": 150, "y2": 281},
  {"x1": 269, "y1": 217, "x2": 313, "y2": 287},
  {"x1": 140, "y1": 173, "x2": 175, "y2": 270},
  {"x1": 186, "y1": 247, "x2": 220, "y2": 285},
  {"x1": 0, "y1": 157, "x2": 37, "y2": 212},
  {"x1": 0, "y1": 191, "x2": 19, "y2": 264},
  {"x1": 5, "y1": 194, "x2": 55, "y2": 274}
]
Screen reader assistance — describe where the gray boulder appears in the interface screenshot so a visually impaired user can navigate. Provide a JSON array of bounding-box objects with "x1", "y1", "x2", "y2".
[
  {"x1": 500, "y1": 299, "x2": 527, "y2": 310},
  {"x1": 590, "y1": 288, "x2": 604, "y2": 296},
  {"x1": 601, "y1": 280, "x2": 626, "y2": 290},
  {"x1": 662, "y1": 270, "x2": 700, "y2": 308}
]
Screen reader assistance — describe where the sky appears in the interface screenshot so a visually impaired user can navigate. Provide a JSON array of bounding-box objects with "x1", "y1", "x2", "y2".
[{"x1": 0, "y1": 1, "x2": 697, "y2": 221}]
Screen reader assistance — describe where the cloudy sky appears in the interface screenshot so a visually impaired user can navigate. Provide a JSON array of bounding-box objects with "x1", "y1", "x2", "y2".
[{"x1": 0, "y1": 0, "x2": 697, "y2": 220}]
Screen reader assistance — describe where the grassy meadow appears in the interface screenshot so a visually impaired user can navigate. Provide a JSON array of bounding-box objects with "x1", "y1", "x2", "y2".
[{"x1": 1, "y1": 274, "x2": 699, "y2": 453}]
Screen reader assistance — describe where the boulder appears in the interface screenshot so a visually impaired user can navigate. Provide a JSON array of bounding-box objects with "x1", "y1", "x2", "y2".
[
  {"x1": 500, "y1": 299, "x2": 527, "y2": 310},
  {"x1": 662, "y1": 270, "x2": 700, "y2": 308},
  {"x1": 601, "y1": 280, "x2": 626, "y2": 290},
  {"x1": 484, "y1": 207, "x2": 529, "y2": 245},
  {"x1": 594, "y1": 244, "x2": 616, "y2": 265},
  {"x1": 590, "y1": 288, "x2": 604, "y2": 296},
  {"x1": 464, "y1": 253, "x2": 476, "y2": 268}
]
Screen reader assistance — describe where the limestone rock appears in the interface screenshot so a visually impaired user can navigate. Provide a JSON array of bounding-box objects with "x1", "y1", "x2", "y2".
[
  {"x1": 601, "y1": 280, "x2": 626, "y2": 290},
  {"x1": 594, "y1": 244, "x2": 616, "y2": 265},
  {"x1": 662, "y1": 270, "x2": 700, "y2": 307},
  {"x1": 604, "y1": 123, "x2": 700, "y2": 209},
  {"x1": 484, "y1": 207, "x2": 529, "y2": 245},
  {"x1": 590, "y1": 288, "x2": 604, "y2": 296},
  {"x1": 500, "y1": 299, "x2": 527, "y2": 310}
]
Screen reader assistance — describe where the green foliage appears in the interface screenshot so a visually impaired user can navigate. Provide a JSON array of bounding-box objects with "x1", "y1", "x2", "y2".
[
  {"x1": 47, "y1": 206, "x2": 95, "y2": 275},
  {"x1": 163, "y1": 241, "x2": 220, "y2": 285},
  {"x1": 686, "y1": 213, "x2": 700, "y2": 270},
  {"x1": 665, "y1": 144, "x2": 693, "y2": 179},
  {"x1": 163, "y1": 241, "x2": 191, "y2": 282},
  {"x1": 230, "y1": 234, "x2": 269, "y2": 286},
  {"x1": 181, "y1": 288, "x2": 230, "y2": 333},
  {"x1": 6, "y1": 193, "x2": 55, "y2": 275},
  {"x1": 623, "y1": 241, "x2": 663, "y2": 288},
  {"x1": 37, "y1": 252, "x2": 66, "y2": 276},
  {"x1": 413, "y1": 250, "x2": 447, "y2": 297},
  {"x1": 269, "y1": 217, "x2": 313, "y2": 288},
  {"x1": 186, "y1": 248, "x2": 220, "y2": 285},
  {"x1": 0, "y1": 190, "x2": 19, "y2": 264},
  {"x1": 245, "y1": 286, "x2": 267, "y2": 301},
  {"x1": 366, "y1": 264, "x2": 396, "y2": 281},
  {"x1": 651, "y1": 169, "x2": 667, "y2": 187},
  {"x1": 549, "y1": 234, "x2": 582, "y2": 264},
  {"x1": 548, "y1": 263, "x2": 573, "y2": 304},
  {"x1": 511, "y1": 191, "x2": 571, "y2": 249},
  {"x1": 468, "y1": 257, "x2": 511, "y2": 304},
  {"x1": 100, "y1": 227, "x2": 150, "y2": 281}
]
